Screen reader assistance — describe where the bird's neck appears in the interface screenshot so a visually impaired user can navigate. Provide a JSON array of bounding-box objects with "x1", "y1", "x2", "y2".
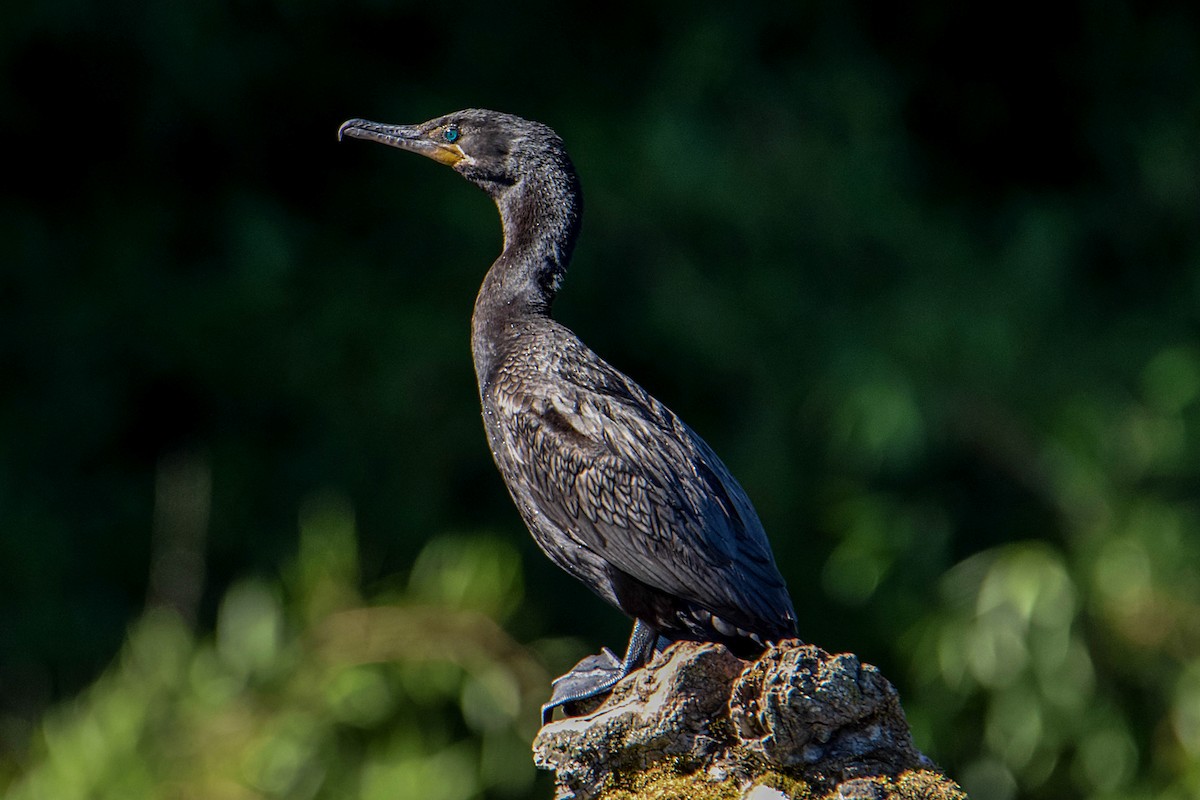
[{"x1": 471, "y1": 173, "x2": 581, "y2": 384}]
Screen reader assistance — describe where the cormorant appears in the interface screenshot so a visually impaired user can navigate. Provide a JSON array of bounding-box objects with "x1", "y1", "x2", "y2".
[{"x1": 338, "y1": 110, "x2": 796, "y2": 722}]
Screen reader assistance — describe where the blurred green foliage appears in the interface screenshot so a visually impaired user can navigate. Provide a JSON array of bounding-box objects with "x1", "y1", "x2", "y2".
[
  {"x1": 2, "y1": 1, "x2": 1199, "y2": 798},
  {"x1": 3, "y1": 498, "x2": 551, "y2": 799}
]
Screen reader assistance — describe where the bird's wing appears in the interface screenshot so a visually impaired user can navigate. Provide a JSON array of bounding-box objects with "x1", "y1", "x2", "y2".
[{"x1": 492, "y1": 356, "x2": 794, "y2": 634}]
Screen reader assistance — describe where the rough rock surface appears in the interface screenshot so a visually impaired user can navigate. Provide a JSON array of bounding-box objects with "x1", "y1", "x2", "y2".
[{"x1": 533, "y1": 640, "x2": 966, "y2": 800}]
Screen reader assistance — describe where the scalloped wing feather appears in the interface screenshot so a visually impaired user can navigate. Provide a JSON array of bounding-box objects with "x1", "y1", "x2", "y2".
[{"x1": 488, "y1": 340, "x2": 795, "y2": 636}]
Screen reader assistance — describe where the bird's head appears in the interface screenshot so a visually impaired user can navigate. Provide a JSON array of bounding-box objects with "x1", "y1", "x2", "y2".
[{"x1": 338, "y1": 109, "x2": 573, "y2": 200}]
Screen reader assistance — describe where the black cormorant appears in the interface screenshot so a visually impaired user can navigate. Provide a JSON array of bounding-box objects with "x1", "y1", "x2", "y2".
[{"x1": 338, "y1": 110, "x2": 796, "y2": 722}]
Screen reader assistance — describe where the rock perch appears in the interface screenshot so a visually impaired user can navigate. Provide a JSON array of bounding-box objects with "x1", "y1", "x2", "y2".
[{"x1": 534, "y1": 640, "x2": 966, "y2": 800}]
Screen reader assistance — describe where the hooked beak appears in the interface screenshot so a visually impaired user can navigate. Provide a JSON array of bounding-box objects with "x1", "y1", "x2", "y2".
[{"x1": 337, "y1": 118, "x2": 465, "y2": 167}]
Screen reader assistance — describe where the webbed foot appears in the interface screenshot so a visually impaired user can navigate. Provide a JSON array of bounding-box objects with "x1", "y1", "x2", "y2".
[
  {"x1": 541, "y1": 647, "x2": 624, "y2": 723},
  {"x1": 540, "y1": 619, "x2": 660, "y2": 724}
]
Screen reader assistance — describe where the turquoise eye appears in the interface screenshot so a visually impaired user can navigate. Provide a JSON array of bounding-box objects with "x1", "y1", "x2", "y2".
[{"x1": 444, "y1": 126, "x2": 460, "y2": 143}]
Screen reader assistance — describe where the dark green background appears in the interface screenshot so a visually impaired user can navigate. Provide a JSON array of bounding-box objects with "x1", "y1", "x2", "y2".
[{"x1": 3, "y1": 1, "x2": 1199, "y2": 798}]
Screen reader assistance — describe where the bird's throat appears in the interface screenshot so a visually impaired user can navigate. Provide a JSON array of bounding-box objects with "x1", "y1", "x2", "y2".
[{"x1": 469, "y1": 167, "x2": 581, "y2": 389}]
